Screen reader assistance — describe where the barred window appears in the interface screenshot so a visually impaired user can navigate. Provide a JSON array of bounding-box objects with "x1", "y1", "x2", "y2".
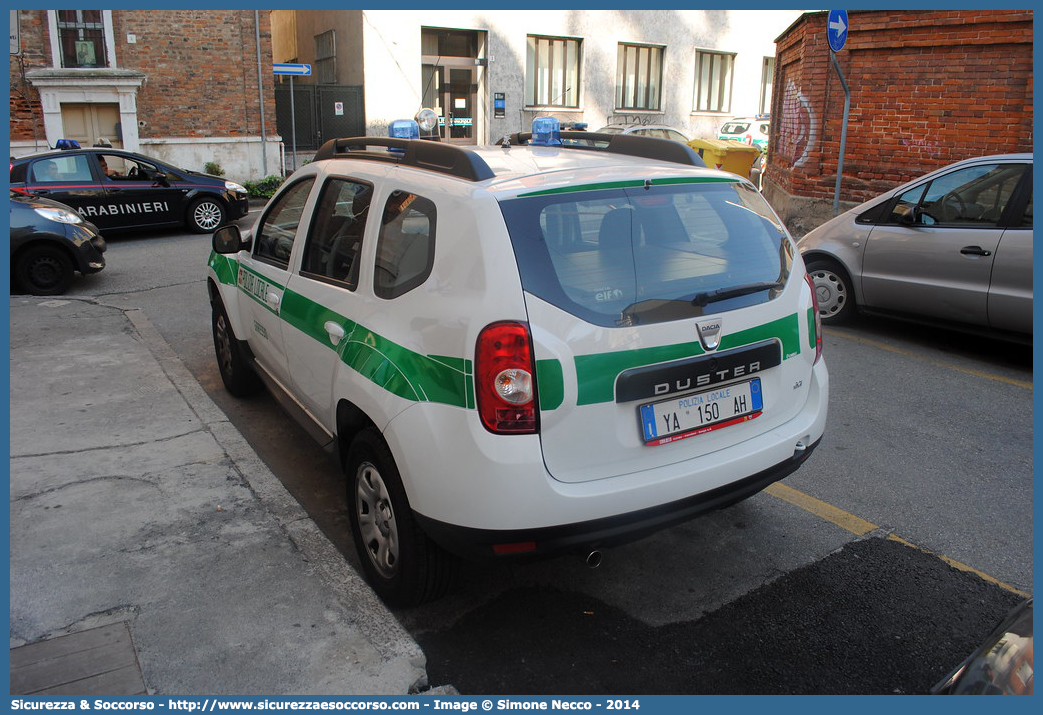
[
  {"x1": 526, "y1": 35, "x2": 581, "y2": 108},
  {"x1": 616, "y1": 44, "x2": 663, "y2": 111},
  {"x1": 315, "y1": 30, "x2": 336, "y2": 84},
  {"x1": 57, "y1": 10, "x2": 107, "y2": 69},
  {"x1": 693, "y1": 50, "x2": 735, "y2": 113}
]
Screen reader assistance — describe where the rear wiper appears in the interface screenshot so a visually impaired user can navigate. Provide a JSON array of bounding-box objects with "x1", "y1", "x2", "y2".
[{"x1": 691, "y1": 281, "x2": 782, "y2": 307}]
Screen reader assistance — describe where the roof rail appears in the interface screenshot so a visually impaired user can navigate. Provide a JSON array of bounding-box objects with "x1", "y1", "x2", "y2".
[
  {"x1": 498, "y1": 131, "x2": 705, "y2": 168},
  {"x1": 312, "y1": 137, "x2": 495, "y2": 182}
]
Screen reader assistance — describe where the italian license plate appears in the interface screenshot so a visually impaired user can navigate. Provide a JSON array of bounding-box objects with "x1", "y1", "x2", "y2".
[{"x1": 640, "y1": 378, "x2": 763, "y2": 446}]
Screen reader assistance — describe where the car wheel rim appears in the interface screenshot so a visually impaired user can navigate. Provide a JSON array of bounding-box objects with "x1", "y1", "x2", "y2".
[
  {"x1": 810, "y1": 269, "x2": 847, "y2": 317},
  {"x1": 194, "y1": 202, "x2": 223, "y2": 231},
  {"x1": 215, "y1": 313, "x2": 234, "y2": 376},
  {"x1": 355, "y1": 461, "x2": 399, "y2": 580},
  {"x1": 27, "y1": 255, "x2": 64, "y2": 290}
]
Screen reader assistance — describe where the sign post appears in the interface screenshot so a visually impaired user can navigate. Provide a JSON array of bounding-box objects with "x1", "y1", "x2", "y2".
[
  {"x1": 827, "y1": 11, "x2": 851, "y2": 215},
  {"x1": 274, "y1": 63, "x2": 312, "y2": 173}
]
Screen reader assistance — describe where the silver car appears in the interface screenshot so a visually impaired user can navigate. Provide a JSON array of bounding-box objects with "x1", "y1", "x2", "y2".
[
  {"x1": 798, "y1": 154, "x2": 1032, "y2": 339},
  {"x1": 597, "y1": 124, "x2": 691, "y2": 143}
]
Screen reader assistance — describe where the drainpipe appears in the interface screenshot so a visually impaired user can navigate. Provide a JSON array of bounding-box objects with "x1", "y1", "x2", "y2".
[{"x1": 255, "y1": 10, "x2": 268, "y2": 177}]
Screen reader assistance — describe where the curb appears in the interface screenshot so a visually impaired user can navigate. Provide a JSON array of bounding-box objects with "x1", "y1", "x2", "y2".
[{"x1": 121, "y1": 304, "x2": 427, "y2": 681}]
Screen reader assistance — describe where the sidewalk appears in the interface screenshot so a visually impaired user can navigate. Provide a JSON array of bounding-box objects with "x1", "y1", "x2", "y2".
[{"x1": 9, "y1": 296, "x2": 427, "y2": 695}]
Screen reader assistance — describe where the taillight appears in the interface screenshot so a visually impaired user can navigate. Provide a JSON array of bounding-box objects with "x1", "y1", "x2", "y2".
[
  {"x1": 475, "y1": 321, "x2": 538, "y2": 434},
  {"x1": 804, "y1": 273, "x2": 823, "y2": 364}
]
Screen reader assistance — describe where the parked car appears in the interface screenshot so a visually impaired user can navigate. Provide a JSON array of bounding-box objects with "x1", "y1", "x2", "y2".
[
  {"x1": 719, "y1": 115, "x2": 770, "y2": 150},
  {"x1": 932, "y1": 598, "x2": 1032, "y2": 694},
  {"x1": 10, "y1": 145, "x2": 249, "y2": 234},
  {"x1": 10, "y1": 190, "x2": 106, "y2": 295},
  {"x1": 207, "y1": 117, "x2": 828, "y2": 606},
  {"x1": 597, "y1": 123, "x2": 691, "y2": 143},
  {"x1": 799, "y1": 154, "x2": 1032, "y2": 339}
]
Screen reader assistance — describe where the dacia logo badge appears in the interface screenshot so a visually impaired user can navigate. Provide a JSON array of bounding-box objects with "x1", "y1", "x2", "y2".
[{"x1": 696, "y1": 319, "x2": 723, "y2": 351}]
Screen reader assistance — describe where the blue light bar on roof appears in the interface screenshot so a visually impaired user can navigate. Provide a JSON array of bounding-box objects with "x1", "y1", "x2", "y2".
[
  {"x1": 389, "y1": 120, "x2": 420, "y2": 140},
  {"x1": 55, "y1": 139, "x2": 81, "y2": 150},
  {"x1": 530, "y1": 117, "x2": 561, "y2": 146}
]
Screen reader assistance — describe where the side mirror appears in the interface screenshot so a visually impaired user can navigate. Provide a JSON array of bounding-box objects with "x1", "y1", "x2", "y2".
[
  {"x1": 212, "y1": 224, "x2": 245, "y2": 254},
  {"x1": 154, "y1": 172, "x2": 169, "y2": 187}
]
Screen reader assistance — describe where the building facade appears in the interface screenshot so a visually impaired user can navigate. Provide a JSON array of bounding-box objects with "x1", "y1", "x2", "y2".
[
  {"x1": 764, "y1": 10, "x2": 1034, "y2": 233},
  {"x1": 270, "y1": 9, "x2": 800, "y2": 149},
  {"x1": 10, "y1": 10, "x2": 281, "y2": 180}
]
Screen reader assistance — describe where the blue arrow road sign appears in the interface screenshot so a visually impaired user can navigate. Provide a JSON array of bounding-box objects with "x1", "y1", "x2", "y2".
[
  {"x1": 828, "y1": 10, "x2": 849, "y2": 53},
  {"x1": 273, "y1": 63, "x2": 312, "y2": 76}
]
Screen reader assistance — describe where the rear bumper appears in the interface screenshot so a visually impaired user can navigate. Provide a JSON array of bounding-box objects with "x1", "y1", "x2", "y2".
[{"x1": 415, "y1": 436, "x2": 821, "y2": 562}]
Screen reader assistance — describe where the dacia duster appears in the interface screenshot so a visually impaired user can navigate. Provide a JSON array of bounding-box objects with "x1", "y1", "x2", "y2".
[{"x1": 207, "y1": 118, "x2": 828, "y2": 606}]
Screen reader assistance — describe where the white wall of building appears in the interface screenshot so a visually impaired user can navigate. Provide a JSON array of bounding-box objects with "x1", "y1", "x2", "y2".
[{"x1": 360, "y1": 9, "x2": 800, "y2": 143}]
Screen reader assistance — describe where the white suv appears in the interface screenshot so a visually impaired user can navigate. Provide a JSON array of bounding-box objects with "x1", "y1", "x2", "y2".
[{"x1": 207, "y1": 119, "x2": 828, "y2": 606}]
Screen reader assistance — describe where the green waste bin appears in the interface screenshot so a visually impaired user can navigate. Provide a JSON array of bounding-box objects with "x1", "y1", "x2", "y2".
[{"x1": 687, "y1": 138, "x2": 762, "y2": 180}]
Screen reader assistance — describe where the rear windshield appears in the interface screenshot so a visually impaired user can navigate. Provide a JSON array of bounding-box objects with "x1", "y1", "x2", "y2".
[
  {"x1": 720, "y1": 122, "x2": 750, "y2": 134},
  {"x1": 499, "y1": 180, "x2": 791, "y2": 327}
]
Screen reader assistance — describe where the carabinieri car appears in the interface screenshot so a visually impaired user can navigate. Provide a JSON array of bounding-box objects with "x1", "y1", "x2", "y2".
[
  {"x1": 206, "y1": 118, "x2": 829, "y2": 606},
  {"x1": 10, "y1": 146, "x2": 249, "y2": 234},
  {"x1": 10, "y1": 190, "x2": 106, "y2": 295}
]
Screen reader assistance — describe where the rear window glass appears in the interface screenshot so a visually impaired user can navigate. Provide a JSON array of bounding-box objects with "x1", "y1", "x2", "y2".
[
  {"x1": 499, "y1": 181, "x2": 791, "y2": 327},
  {"x1": 720, "y1": 122, "x2": 750, "y2": 134},
  {"x1": 374, "y1": 191, "x2": 436, "y2": 299},
  {"x1": 31, "y1": 154, "x2": 92, "y2": 183}
]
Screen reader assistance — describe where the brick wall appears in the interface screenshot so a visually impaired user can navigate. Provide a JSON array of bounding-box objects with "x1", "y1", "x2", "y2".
[
  {"x1": 9, "y1": 12, "x2": 49, "y2": 143},
  {"x1": 112, "y1": 11, "x2": 277, "y2": 140},
  {"x1": 9, "y1": 10, "x2": 277, "y2": 145},
  {"x1": 764, "y1": 10, "x2": 1032, "y2": 231}
]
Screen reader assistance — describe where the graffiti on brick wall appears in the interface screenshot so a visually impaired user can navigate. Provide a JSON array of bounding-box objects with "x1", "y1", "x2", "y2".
[
  {"x1": 899, "y1": 137, "x2": 942, "y2": 156},
  {"x1": 776, "y1": 80, "x2": 816, "y2": 168}
]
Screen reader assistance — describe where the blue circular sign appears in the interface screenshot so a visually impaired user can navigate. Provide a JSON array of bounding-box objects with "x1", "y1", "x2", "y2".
[{"x1": 827, "y1": 10, "x2": 849, "y2": 53}]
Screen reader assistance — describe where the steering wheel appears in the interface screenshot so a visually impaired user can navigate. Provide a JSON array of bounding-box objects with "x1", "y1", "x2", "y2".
[
  {"x1": 939, "y1": 192, "x2": 966, "y2": 222},
  {"x1": 128, "y1": 166, "x2": 144, "y2": 180}
]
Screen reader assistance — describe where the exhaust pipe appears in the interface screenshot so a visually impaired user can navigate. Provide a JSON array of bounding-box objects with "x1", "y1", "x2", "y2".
[{"x1": 585, "y1": 550, "x2": 602, "y2": 569}]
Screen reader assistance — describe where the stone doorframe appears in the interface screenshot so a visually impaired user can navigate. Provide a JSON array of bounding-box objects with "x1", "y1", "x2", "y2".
[{"x1": 25, "y1": 68, "x2": 146, "y2": 152}]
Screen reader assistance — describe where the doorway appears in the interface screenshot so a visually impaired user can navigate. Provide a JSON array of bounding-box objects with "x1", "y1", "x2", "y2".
[
  {"x1": 61, "y1": 103, "x2": 122, "y2": 148},
  {"x1": 421, "y1": 28, "x2": 483, "y2": 145}
]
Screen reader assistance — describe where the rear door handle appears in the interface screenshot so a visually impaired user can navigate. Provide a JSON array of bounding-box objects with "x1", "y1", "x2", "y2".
[
  {"x1": 324, "y1": 321, "x2": 346, "y2": 346},
  {"x1": 960, "y1": 246, "x2": 992, "y2": 257},
  {"x1": 265, "y1": 291, "x2": 282, "y2": 310}
]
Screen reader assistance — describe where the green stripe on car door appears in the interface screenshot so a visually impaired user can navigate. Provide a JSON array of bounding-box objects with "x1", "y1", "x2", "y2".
[{"x1": 279, "y1": 289, "x2": 475, "y2": 408}]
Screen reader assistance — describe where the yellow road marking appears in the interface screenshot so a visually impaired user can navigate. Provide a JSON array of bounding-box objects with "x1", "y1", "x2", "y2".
[
  {"x1": 886, "y1": 535, "x2": 1032, "y2": 600},
  {"x1": 765, "y1": 482, "x2": 879, "y2": 535},
  {"x1": 764, "y1": 482, "x2": 1030, "y2": 598},
  {"x1": 827, "y1": 329, "x2": 1033, "y2": 390}
]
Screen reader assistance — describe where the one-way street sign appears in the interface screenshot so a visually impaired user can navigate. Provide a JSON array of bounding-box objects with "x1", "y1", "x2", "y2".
[
  {"x1": 827, "y1": 10, "x2": 849, "y2": 53},
  {"x1": 273, "y1": 63, "x2": 312, "y2": 76}
]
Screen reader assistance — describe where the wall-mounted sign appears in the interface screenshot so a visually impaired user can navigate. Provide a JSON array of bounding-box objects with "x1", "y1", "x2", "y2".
[
  {"x1": 11, "y1": 10, "x2": 20, "y2": 54},
  {"x1": 494, "y1": 92, "x2": 505, "y2": 119},
  {"x1": 273, "y1": 63, "x2": 312, "y2": 76}
]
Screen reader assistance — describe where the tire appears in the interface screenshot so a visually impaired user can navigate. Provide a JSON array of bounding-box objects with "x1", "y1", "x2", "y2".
[
  {"x1": 346, "y1": 429, "x2": 455, "y2": 607},
  {"x1": 188, "y1": 197, "x2": 226, "y2": 233},
  {"x1": 15, "y1": 245, "x2": 75, "y2": 296},
  {"x1": 211, "y1": 298, "x2": 263, "y2": 397},
  {"x1": 805, "y1": 258, "x2": 855, "y2": 325}
]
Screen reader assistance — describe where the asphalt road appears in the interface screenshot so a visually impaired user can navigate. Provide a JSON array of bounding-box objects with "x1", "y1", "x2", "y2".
[{"x1": 58, "y1": 219, "x2": 1032, "y2": 694}]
